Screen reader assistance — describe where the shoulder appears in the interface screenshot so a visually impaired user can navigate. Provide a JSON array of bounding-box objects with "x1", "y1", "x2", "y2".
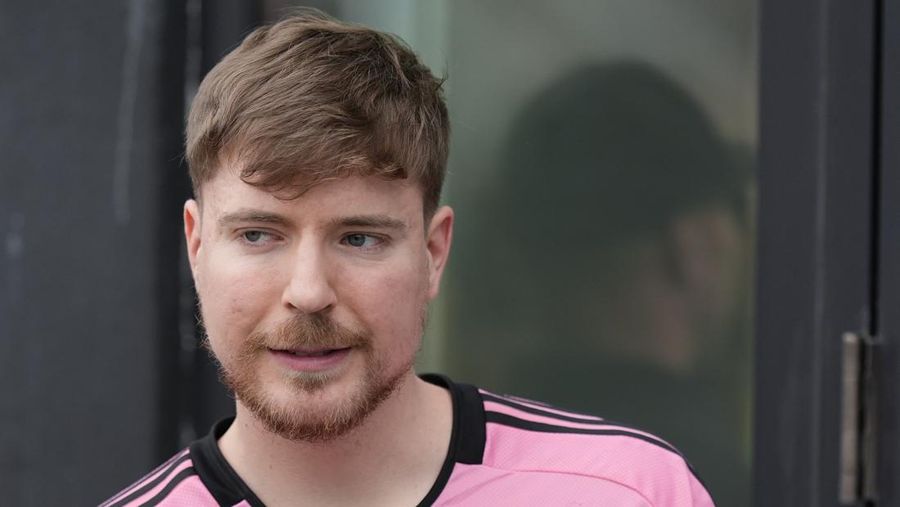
[
  {"x1": 99, "y1": 448, "x2": 218, "y2": 507},
  {"x1": 476, "y1": 388, "x2": 715, "y2": 507}
]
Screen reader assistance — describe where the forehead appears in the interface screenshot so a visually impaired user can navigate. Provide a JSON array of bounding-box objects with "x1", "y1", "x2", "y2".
[{"x1": 199, "y1": 168, "x2": 425, "y2": 221}]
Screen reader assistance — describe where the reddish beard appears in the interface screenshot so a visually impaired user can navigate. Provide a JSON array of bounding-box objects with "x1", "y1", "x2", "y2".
[{"x1": 206, "y1": 313, "x2": 412, "y2": 442}]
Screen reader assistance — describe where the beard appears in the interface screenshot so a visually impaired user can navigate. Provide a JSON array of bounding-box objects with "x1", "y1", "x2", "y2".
[{"x1": 204, "y1": 312, "x2": 415, "y2": 443}]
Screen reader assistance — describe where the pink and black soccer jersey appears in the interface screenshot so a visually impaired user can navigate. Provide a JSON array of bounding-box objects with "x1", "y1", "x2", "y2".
[{"x1": 102, "y1": 374, "x2": 714, "y2": 506}]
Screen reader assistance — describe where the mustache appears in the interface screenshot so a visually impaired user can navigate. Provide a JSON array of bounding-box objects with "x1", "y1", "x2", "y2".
[{"x1": 249, "y1": 313, "x2": 370, "y2": 351}]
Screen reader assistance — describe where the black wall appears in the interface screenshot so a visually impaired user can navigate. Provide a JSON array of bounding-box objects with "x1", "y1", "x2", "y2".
[{"x1": 0, "y1": 1, "x2": 187, "y2": 503}]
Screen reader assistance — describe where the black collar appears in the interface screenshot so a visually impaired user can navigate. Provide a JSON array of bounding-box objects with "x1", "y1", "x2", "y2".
[{"x1": 189, "y1": 374, "x2": 486, "y2": 507}]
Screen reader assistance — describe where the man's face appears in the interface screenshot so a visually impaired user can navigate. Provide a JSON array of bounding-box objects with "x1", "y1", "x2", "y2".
[{"x1": 184, "y1": 167, "x2": 453, "y2": 441}]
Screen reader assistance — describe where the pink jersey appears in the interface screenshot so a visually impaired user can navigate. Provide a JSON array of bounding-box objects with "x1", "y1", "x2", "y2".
[{"x1": 101, "y1": 374, "x2": 714, "y2": 506}]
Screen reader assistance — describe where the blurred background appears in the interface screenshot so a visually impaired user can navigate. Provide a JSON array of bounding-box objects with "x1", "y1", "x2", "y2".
[{"x1": 2, "y1": 1, "x2": 898, "y2": 506}]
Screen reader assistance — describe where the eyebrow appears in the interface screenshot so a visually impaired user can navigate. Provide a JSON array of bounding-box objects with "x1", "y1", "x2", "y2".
[
  {"x1": 330, "y1": 215, "x2": 408, "y2": 231},
  {"x1": 217, "y1": 210, "x2": 291, "y2": 228}
]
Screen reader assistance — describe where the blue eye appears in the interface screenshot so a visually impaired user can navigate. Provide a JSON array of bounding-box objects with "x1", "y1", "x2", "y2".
[
  {"x1": 345, "y1": 234, "x2": 370, "y2": 247},
  {"x1": 343, "y1": 233, "x2": 383, "y2": 250},
  {"x1": 236, "y1": 229, "x2": 281, "y2": 250},
  {"x1": 240, "y1": 230, "x2": 280, "y2": 246},
  {"x1": 243, "y1": 230, "x2": 265, "y2": 243}
]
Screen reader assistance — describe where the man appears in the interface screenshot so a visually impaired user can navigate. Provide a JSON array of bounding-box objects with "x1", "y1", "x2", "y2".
[{"x1": 103, "y1": 10, "x2": 714, "y2": 507}]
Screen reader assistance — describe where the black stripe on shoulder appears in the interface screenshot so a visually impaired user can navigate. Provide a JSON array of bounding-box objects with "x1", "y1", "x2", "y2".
[
  {"x1": 485, "y1": 410, "x2": 682, "y2": 456},
  {"x1": 481, "y1": 392, "x2": 667, "y2": 441},
  {"x1": 481, "y1": 392, "x2": 609, "y2": 425},
  {"x1": 102, "y1": 450, "x2": 188, "y2": 506},
  {"x1": 106, "y1": 453, "x2": 192, "y2": 507},
  {"x1": 136, "y1": 467, "x2": 196, "y2": 507}
]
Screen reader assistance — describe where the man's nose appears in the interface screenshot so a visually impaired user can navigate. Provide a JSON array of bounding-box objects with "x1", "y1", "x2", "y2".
[{"x1": 281, "y1": 242, "x2": 337, "y2": 314}]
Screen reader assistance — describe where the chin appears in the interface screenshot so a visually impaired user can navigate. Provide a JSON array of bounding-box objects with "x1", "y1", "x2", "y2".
[{"x1": 233, "y1": 353, "x2": 414, "y2": 442}]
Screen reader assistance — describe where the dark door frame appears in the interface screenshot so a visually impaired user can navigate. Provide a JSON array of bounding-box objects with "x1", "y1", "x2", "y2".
[
  {"x1": 754, "y1": 0, "x2": 889, "y2": 505},
  {"x1": 876, "y1": 0, "x2": 900, "y2": 503}
]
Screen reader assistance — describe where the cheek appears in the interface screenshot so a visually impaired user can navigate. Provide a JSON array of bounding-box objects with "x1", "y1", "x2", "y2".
[
  {"x1": 197, "y1": 252, "x2": 285, "y2": 348},
  {"x1": 340, "y1": 257, "x2": 429, "y2": 339}
]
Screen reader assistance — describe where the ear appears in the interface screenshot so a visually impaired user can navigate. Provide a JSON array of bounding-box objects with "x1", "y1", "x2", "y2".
[
  {"x1": 184, "y1": 199, "x2": 203, "y2": 280},
  {"x1": 424, "y1": 206, "x2": 454, "y2": 300}
]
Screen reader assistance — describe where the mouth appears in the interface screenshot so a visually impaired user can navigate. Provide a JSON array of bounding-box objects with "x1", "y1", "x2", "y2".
[
  {"x1": 267, "y1": 346, "x2": 353, "y2": 372},
  {"x1": 273, "y1": 347, "x2": 351, "y2": 357}
]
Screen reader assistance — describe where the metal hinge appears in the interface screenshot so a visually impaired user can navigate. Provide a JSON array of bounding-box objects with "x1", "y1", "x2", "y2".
[{"x1": 839, "y1": 331, "x2": 878, "y2": 505}]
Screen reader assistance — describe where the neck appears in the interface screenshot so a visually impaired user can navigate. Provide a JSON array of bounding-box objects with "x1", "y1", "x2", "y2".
[{"x1": 218, "y1": 372, "x2": 453, "y2": 507}]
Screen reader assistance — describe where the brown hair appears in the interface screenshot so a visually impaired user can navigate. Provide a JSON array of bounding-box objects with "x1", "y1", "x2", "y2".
[{"x1": 186, "y1": 9, "x2": 449, "y2": 216}]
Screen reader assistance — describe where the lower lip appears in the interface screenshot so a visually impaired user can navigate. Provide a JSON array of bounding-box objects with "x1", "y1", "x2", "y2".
[{"x1": 269, "y1": 348, "x2": 352, "y2": 372}]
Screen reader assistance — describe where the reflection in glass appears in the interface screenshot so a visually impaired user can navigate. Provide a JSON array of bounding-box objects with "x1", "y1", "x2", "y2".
[{"x1": 448, "y1": 61, "x2": 754, "y2": 506}]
